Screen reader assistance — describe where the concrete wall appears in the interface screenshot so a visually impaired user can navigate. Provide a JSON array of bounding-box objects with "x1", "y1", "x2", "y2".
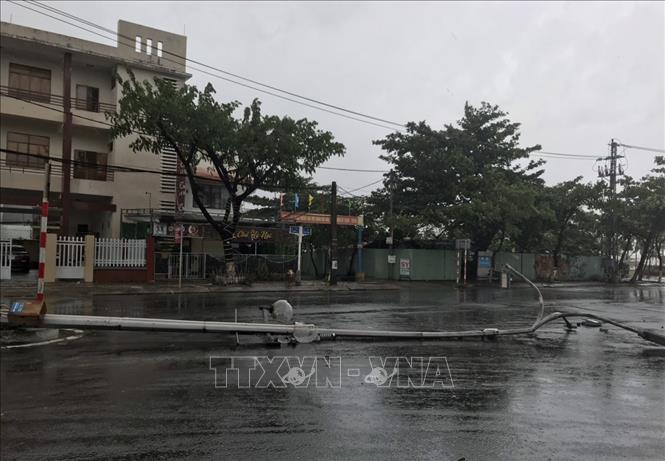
[
  {"x1": 70, "y1": 62, "x2": 116, "y2": 108},
  {"x1": 534, "y1": 254, "x2": 605, "y2": 281},
  {"x1": 299, "y1": 248, "x2": 606, "y2": 282},
  {"x1": 0, "y1": 117, "x2": 64, "y2": 193},
  {"x1": 117, "y1": 20, "x2": 187, "y2": 73},
  {"x1": 363, "y1": 249, "x2": 458, "y2": 281},
  {"x1": 110, "y1": 65, "x2": 186, "y2": 237},
  {"x1": 94, "y1": 268, "x2": 149, "y2": 283},
  {"x1": 0, "y1": 45, "x2": 64, "y2": 91},
  {"x1": 301, "y1": 248, "x2": 459, "y2": 281},
  {"x1": 488, "y1": 252, "x2": 605, "y2": 281},
  {"x1": 494, "y1": 252, "x2": 536, "y2": 280},
  {"x1": 1, "y1": 21, "x2": 190, "y2": 239}
]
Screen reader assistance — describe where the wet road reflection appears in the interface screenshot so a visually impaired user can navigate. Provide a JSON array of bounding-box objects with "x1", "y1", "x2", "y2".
[{"x1": 1, "y1": 284, "x2": 664, "y2": 460}]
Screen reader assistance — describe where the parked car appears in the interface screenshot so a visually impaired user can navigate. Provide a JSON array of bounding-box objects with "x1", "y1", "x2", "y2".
[{"x1": 10, "y1": 244, "x2": 30, "y2": 272}]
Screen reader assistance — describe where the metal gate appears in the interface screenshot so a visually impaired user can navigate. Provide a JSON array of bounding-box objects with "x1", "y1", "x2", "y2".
[
  {"x1": 0, "y1": 239, "x2": 11, "y2": 280},
  {"x1": 155, "y1": 252, "x2": 207, "y2": 280},
  {"x1": 56, "y1": 236, "x2": 85, "y2": 279}
]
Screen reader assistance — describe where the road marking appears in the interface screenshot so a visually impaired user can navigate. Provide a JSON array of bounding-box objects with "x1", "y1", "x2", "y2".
[{"x1": 1, "y1": 329, "x2": 84, "y2": 350}]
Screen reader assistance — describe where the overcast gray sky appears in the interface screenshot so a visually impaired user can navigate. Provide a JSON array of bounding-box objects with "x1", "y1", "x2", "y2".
[{"x1": 3, "y1": 1, "x2": 664, "y2": 194}]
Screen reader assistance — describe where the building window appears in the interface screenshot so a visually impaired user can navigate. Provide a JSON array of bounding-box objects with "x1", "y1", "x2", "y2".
[
  {"x1": 75, "y1": 85, "x2": 100, "y2": 112},
  {"x1": 74, "y1": 150, "x2": 108, "y2": 181},
  {"x1": 146, "y1": 39, "x2": 152, "y2": 55},
  {"x1": 8, "y1": 63, "x2": 51, "y2": 102},
  {"x1": 161, "y1": 77, "x2": 177, "y2": 89},
  {"x1": 135, "y1": 36, "x2": 141, "y2": 52},
  {"x1": 5, "y1": 132, "x2": 49, "y2": 169},
  {"x1": 157, "y1": 41, "x2": 163, "y2": 57},
  {"x1": 199, "y1": 184, "x2": 224, "y2": 209}
]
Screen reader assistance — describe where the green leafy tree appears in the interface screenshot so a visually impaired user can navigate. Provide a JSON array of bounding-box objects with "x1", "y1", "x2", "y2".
[
  {"x1": 619, "y1": 159, "x2": 665, "y2": 282},
  {"x1": 373, "y1": 102, "x2": 544, "y2": 251},
  {"x1": 109, "y1": 74, "x2": 344, "y2": 269},
  {"x1": 511, "y1": 186, "x2": 553, "y2": 253},
  {"x1": 544, "y1": 177, "x2": 602, "y2": 267}
]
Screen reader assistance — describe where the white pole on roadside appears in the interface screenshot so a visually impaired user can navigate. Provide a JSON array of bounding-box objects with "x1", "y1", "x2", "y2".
[
  {"x1": 178, "y1": 225, "x2": 184, "y2": 289},
  {"x1": 463, "y1": 248, "x2": 468, "y2": 286},
  {"x1": 456, "y1": 249, "x2": 460, "y2": 286},
  {"x1": 296, "y1": 226, "x2": 303, "y2": 282},
  {"x1": 37, "y1": 162, "x2": 51, "y2": 301}
]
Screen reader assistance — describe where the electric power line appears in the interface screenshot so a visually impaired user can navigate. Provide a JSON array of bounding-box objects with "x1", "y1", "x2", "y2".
[
  {"x1": 2, "y1": 92, "x2": 396, "y2": 181},
  {"x1": 618, "y1": 144, "x2": 665, "y2": 154},
  {"x1": 30, "y1": 0, "x2": 407, "y2": 128},
  {"x1": 11, "y1": 0, "x2": 405, "y2": 131},
  {"x1": 318, "y1": 166, "x2": 388, "y2": 173},
  {"x1": 338, "y1": 178, "x2": 386, "y2": 198},
  {"x1": 532, "y1": 154, "x2": 596, "y2": 161},
  {"x1": 0, "y1": 148, "x2": 330, "y2": 192},
  {"x1": 535, "y1": 150, "x2": 599, "y2": 159},
  {"x1": 1, "y1": 91, "x2": 136, "y2": 130},
  {"x1": 12, "y1": 2, "x2": 663, "y2": 163}
]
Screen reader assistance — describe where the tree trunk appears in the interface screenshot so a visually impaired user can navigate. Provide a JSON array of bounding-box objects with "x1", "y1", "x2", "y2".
[
  {"x1": 657, "y1": 241, "x2": 663, "y2": 283},
  {"x1": 488, "y1": 226, "x2": 505, "y2": 281},
  {"x1": 221, "y1": 225, "x2": 235, "y2": 273},
  {"x1": 348, "y1": 245, "x2": 357, "y2": 276},
  {"x1": 553, "y1": 227, "x2": 565, "y2": 270},
  {"x1": 618, "y1": 236, "x2": 632, "y2": 267},
  {"x1": 630, "y1": 235, "x2": 653, "y2": 283},
  {"x1": 309, "y1": 243, "x2": 320, "y2": 279},
  {"x1": 219, "y1": 200, "x2": 243, "y2": 275}
]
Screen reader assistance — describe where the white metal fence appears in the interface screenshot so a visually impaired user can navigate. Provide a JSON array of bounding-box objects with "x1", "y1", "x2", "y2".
[
  {"x1": 56, "y1": 236, "x2": 85, "y2": 279},
  {"x1": 95, "y1": 238, "x2": 146, "y2": 268},
  {"x1": 0, "y1": 239, "x2": 11, "y2": 280}
]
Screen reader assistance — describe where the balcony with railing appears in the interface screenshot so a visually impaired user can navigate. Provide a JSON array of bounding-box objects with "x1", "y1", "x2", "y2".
[
  {"x1": 1, "y1": 155, "x2": 115, "y2": 194},
  {"x1": 0, "y1": 85, "x2": 116, "y2": 129}
]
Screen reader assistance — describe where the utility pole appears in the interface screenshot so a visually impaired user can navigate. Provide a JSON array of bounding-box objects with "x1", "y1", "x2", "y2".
[
  {"x1": 60, "y1": 52, "x2": 72, "y2": 235},
  {"x1": 596, "y1": 139, "x2": 624, "y2": 282},
  {"x1": 177, "y1": 224, "x2": 184, "y2": 289},
  {"x1": 146, "y1": 192, "x2": 153, "y2": 237},
  {"x1": 296, "y1": 225, "x2": 303, "y2": 283},
  {"x1": 389, "y1": 187, "x2": 394, "y2": 253},
  {"x1": 329, "y1": 181, "x2": 338, "y2": 285},
  {"x1": 609, "y1": 139, "x2": 619, "y2": 281},
  {"x1": 388, "y1": 181, "x2": 395, "y2": 280}
]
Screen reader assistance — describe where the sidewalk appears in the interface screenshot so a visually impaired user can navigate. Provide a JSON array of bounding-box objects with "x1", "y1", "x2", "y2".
[
  {"x1": 2, "y1": 278, "x2": 660, "y2": 299},
  {"x1": 0, "y1": 279, "x2": 401, "y2": 298}
]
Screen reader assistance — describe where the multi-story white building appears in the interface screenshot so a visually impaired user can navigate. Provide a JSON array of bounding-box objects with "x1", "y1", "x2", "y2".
[{"x1": 0, "y1": 20, "x2": 191, "y2": 238}]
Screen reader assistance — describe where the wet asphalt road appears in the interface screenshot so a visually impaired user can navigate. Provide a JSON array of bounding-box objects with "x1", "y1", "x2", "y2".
[{"x1": 1, "y1": 284, "x2": 664, "y2": 460}]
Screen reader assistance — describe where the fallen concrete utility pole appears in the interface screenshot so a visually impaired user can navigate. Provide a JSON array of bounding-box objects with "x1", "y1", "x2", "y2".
[
  {"x1": 32, "y1": 310, "x2": 665, "y2": 346},
  {"x1": 6, "y1": 264, "x2": 665, "y2": 346}
]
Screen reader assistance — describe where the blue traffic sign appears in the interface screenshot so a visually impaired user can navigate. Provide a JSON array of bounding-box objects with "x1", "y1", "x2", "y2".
[{"x1": 289, "y1": 226, "x2": 312, "y2": 236}]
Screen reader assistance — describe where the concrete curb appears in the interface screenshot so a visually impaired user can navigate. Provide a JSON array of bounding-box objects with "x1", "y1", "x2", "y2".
[{"x1": 0, "y1": 282, "x2": 401, "y2": 298}]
